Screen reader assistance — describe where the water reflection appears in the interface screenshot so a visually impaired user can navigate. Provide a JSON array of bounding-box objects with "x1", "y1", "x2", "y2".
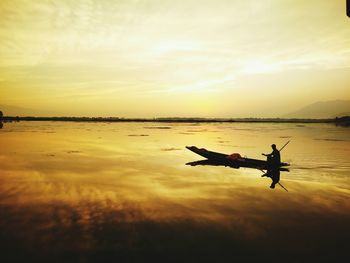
[
  {"x1": 0, "y1": 122, "x2": 349, "y2": 262},
  {"x1": 261, "y1": 169, "x2": 282, "y2": 189},
  {"x1": 187, "y1": 159, "x2": 289, "y2": 190}
]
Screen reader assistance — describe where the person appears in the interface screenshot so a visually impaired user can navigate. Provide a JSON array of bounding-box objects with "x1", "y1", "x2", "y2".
[
  {"x1": 262, "y1": 144, "x2": 280, "y2": 167},
  {"x1": 261, "y1": 144, "x2": 281, "y2": 189}
]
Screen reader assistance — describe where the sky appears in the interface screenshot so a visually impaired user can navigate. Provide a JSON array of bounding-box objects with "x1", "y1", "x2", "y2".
[{"x1": 0, "y1": 0, "x2": 349, "y2": 117}]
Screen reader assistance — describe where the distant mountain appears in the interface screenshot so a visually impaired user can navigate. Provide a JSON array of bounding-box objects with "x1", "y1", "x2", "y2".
[
  {"x1": 284, "y1": 100, "x2": 350, "y2": 119},
  {"x1": 0, "y1": 104, "x2": 55, "y2": 117}
]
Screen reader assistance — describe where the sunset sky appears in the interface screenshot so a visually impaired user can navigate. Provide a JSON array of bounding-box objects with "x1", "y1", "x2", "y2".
[{"x1": 1, "y1": 0, "x2": 349, "y2": 117}]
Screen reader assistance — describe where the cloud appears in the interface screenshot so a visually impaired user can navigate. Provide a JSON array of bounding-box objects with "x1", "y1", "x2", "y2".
[{"x1": 1, "y1": 0, "x2": 350, "y2": 116}]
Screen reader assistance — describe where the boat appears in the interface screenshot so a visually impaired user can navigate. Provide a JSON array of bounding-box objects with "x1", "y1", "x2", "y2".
[{"x1": 186, "y1": 146, "x2": 290, "y2": 171}]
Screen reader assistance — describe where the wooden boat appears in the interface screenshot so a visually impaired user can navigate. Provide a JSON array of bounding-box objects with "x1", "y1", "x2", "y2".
[{"x1": 186, "y1": 146, "x2": 289, "y2": 171}]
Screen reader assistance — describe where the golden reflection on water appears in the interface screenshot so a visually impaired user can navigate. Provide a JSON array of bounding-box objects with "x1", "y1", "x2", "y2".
[{"x1": 0, "y1": 122, "x2": 349, "y2": 261}]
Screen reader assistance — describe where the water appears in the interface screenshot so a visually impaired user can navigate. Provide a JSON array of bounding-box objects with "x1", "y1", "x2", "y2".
[{"x1": 0, "y1": 121, "x2": 349, "y2": 262}]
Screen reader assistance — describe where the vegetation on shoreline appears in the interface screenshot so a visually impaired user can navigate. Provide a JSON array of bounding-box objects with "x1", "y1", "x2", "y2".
[
  {"x1": 0, "y1": 115, "x2": 341, "y2": 123},
  {"x1": 335, "y1": 116, "x2": 350, "y2": 127},
  {"x1": 1, "y1": 110, "x2": 349, "y2": 125}
]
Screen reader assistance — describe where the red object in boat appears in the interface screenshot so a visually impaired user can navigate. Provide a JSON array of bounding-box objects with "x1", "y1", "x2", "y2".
[{"x1": 227, "y1": 153, "x2": 242, "y2": 160}]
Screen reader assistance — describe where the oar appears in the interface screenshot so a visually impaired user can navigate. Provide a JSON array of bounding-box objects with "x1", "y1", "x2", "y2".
[
  {"x1": 260, "y1": 141, "x2": 290, "y2": 191},
  {"x1": 278, "y1": 182, "x2": 288, "y2": 192},
  {"x1": 278, "y1": 141, "x2": 290, "y2": 192},
  {"x1": 279, "y1": 140, "x2": 290, "y2": 152}
]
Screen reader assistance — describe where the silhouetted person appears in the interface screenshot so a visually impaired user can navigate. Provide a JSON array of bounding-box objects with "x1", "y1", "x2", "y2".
[
  {"x1": 0, "y1": 122, "x2": 3, "y2": 129},
  {"x1": 261, "y1": 144, "x2": 282, "y2": 189},
  {"x1": 262, "y1": 144, "x2": 280, "y2": 168}
]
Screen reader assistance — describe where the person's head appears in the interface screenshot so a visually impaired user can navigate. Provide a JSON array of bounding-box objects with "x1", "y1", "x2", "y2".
[{"x1": 271, "y1": 144, "x2": 276, "y2": 150}]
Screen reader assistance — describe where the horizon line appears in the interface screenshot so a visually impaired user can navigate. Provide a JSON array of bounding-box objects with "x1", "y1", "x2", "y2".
[{"x1": 2, "y1": 115, "x2": 348, "y2": 123}]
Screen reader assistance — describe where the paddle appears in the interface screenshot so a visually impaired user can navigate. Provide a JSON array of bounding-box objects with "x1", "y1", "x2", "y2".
[
  {"x1": 278, "y1": 182, "x2": 288, "y2": 192},
  {"x1": 279, "y1": 140, "x2": 290, "y2": 152},
  {"x1": 278, "y1": 140, "x2": 290, "y2": 192},
  {"x1": 260, "y1": 140, "x2": 290, "y2": 192}
]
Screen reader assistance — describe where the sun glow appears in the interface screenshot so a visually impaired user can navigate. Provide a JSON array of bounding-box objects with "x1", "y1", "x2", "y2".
[
  {"x1": 152, "y1": 39, "x2": 201, "y2": 56},
  {"x1": 240, "y1": 61, "x2": 281, "y2": 75}
]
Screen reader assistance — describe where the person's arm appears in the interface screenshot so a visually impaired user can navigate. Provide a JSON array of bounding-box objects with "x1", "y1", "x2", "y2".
[{"x1": 262, "y1": 152, "x2": 272, "y2": 157}]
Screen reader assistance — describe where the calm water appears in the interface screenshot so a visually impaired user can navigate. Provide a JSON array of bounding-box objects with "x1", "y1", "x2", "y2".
[{"x1": 0, "y1": 121, "x2": 349, "y2": 262}]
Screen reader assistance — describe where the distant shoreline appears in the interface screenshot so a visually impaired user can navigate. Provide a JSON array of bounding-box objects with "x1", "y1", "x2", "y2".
[
  {"x1": 1, "y1": 116, "x2": 349, "y2": 127},
  {"x1": 0, "y1": 116, "x2": 339, "y2": 123}
]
